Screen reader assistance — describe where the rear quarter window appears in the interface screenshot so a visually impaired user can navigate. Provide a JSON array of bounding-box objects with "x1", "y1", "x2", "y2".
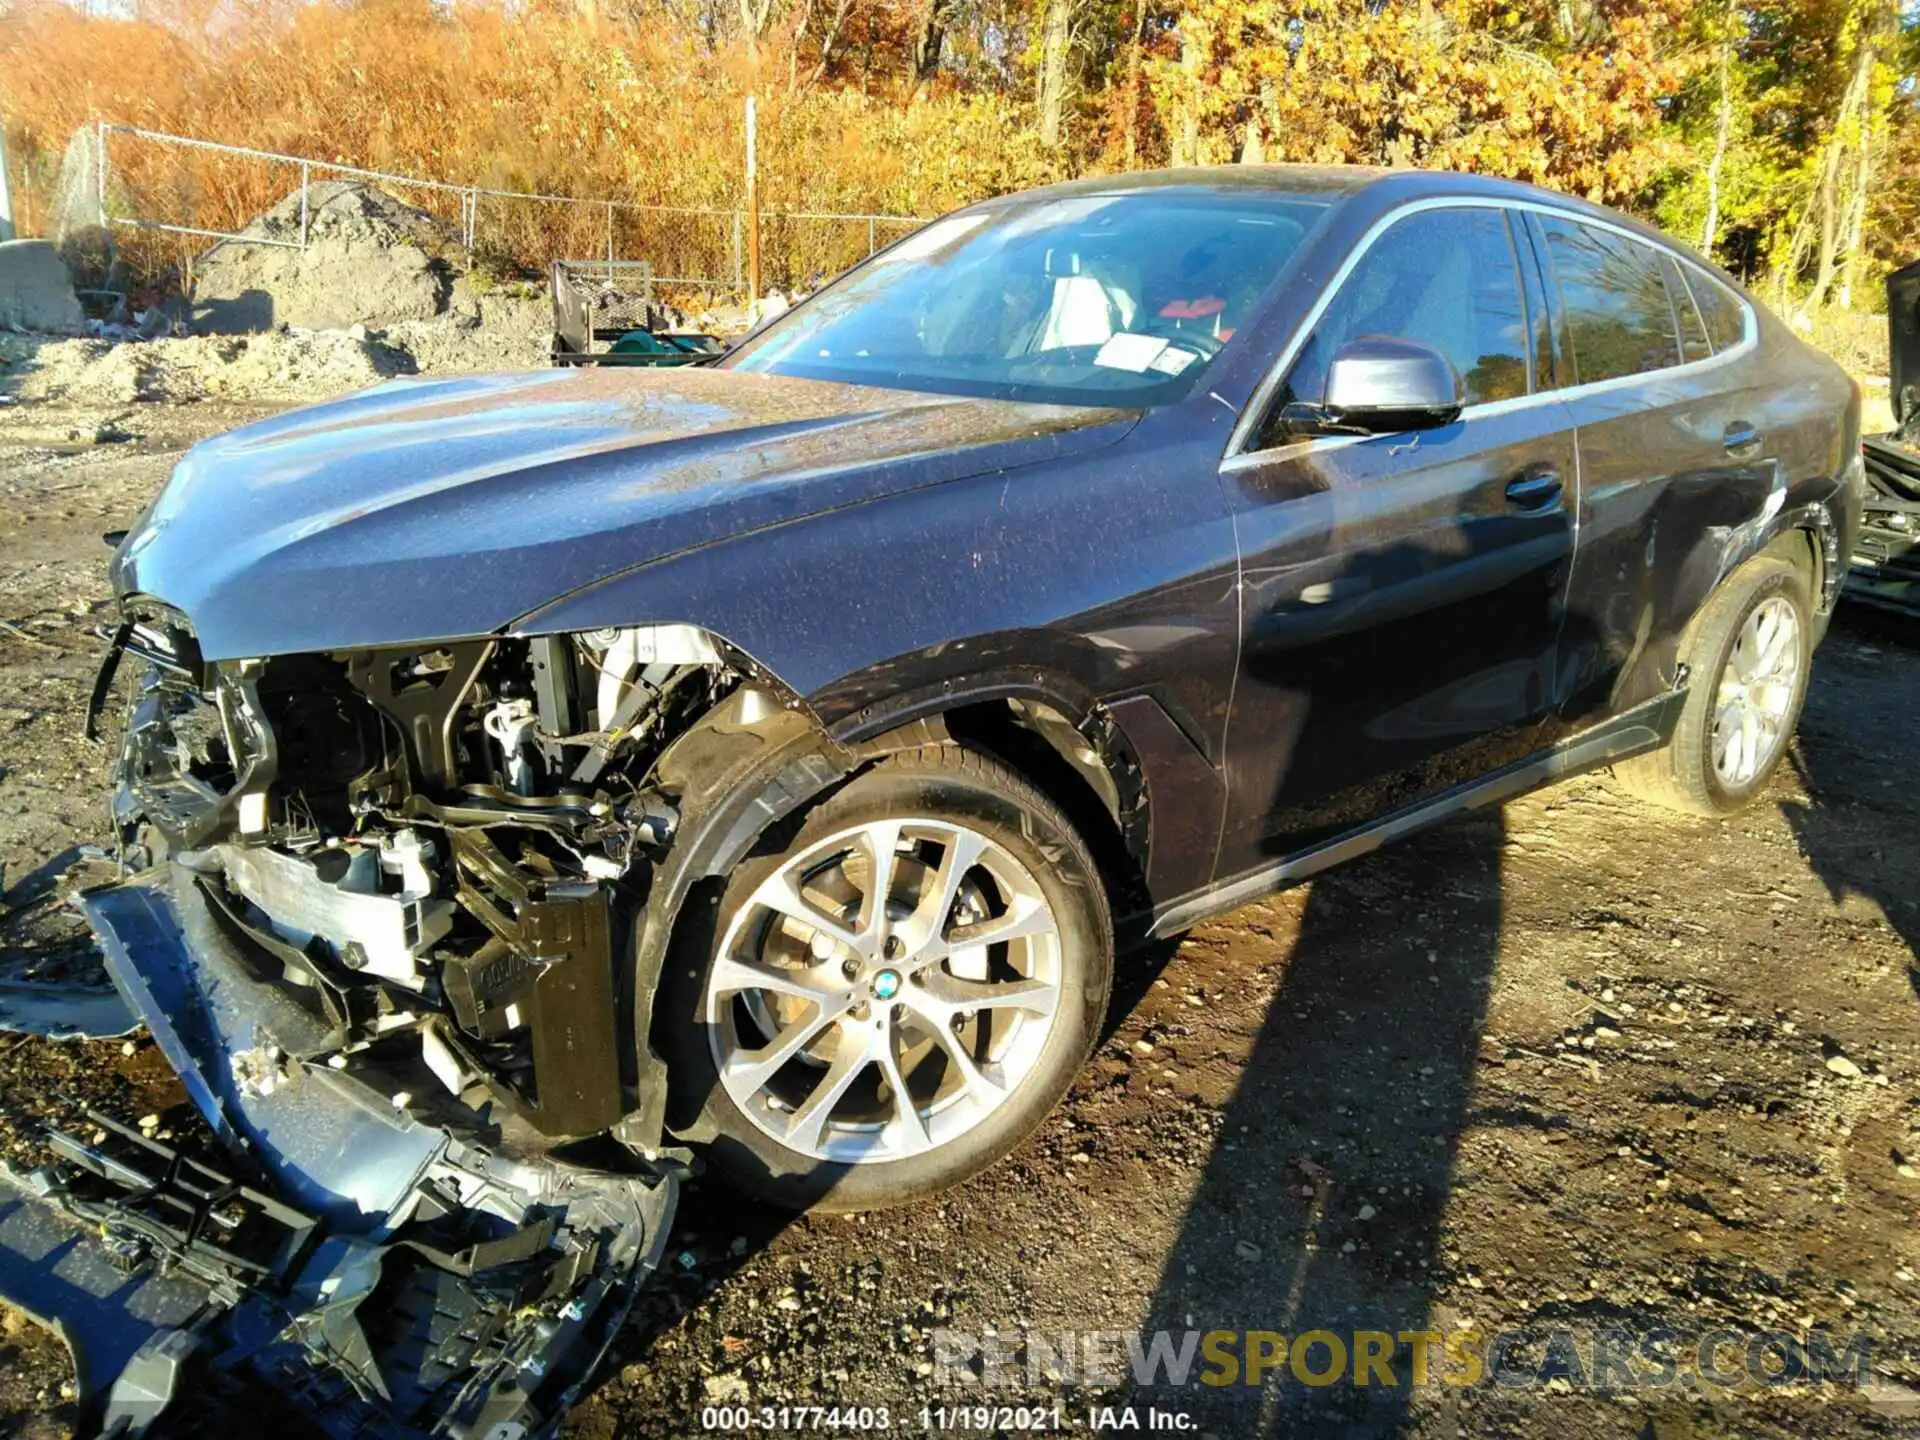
[
  {"x1": 1683, "y1": 267, "x2": 1750, "y2": 353},
  {"x1": 1538, "y1": 216, "x2": 1681, "y2": 384},
  {"x1": 1661, "y1": 255, "x2": 1713, "y2": 363}
]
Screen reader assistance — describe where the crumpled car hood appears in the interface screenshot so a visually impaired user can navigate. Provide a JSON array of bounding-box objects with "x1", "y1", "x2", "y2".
[{"x1": 111, "y1": 365, "x2": 1137, "y2": 659}]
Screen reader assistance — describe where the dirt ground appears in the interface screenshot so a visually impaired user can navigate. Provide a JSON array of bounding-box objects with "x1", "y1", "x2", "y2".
[{"x1": 1, "y1": 394, "x2": 1917, "y2": 1440}]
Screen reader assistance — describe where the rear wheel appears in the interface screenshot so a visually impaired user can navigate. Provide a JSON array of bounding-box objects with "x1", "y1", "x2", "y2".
[
  {"x1": 662, "y1": 744, "x2": 1112, "y2": 1212},
  {"x1": 1611, "y1": 556, "x2": 1811, "y2": 816}
]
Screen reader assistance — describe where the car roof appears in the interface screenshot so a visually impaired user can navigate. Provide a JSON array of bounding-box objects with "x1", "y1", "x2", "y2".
[{"x1": 968, "y1": 164, "x2": 1717, "y2": 273}]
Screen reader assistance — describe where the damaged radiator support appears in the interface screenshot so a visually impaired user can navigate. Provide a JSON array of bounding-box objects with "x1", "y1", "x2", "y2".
[
  {"x1": 0, "y1": 868, "x2": 678, "y2": 1439},
  {"x1": 443, "y1": 830, "x2": 624, "y2": 1137}
]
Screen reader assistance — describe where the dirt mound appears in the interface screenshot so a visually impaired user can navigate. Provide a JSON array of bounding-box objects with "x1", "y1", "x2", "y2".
[
  {"x1": 190, "y1": 181, "x2": 457, "y2": 333},
  {"x1": 3, "y1": 329, "x2": 414, "y2": 405},
  {"x1": 383, "y1": 284, "x2": 552, "y2": 371}
]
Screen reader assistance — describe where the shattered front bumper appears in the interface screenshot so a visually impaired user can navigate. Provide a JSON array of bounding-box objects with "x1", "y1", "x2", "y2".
[
  {"x1": 0, "y1": 866, "x2": 677, "y2": 1438},
  {"x1": 1848, "y1": 434, "x2": 1920, "y2": 616}
]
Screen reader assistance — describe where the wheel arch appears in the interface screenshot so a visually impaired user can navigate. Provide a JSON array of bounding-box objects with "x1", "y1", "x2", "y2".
[
  {"x1": 619, "y1": 662, "x2": 1172, "y2": 1154},
  {"x1": 1684, "y1": 503, "x2": 1839, "y2": 665}
]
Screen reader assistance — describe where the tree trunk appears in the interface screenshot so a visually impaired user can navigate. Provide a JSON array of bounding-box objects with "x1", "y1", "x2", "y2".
[
  {"x1": 1700, "y1": 40, "x2": 1731, "y2": 255},
  {"x1": 1122, "y1": 0, "x2": 1145, "y2": 167},
  {"x1": 786, "y1": 0, "x2": 813, "y2": 92},
  {"x1": 738, "y1": 0, "x2": 775, "y2": 66},
  {"x1": 1169, "y1": 18, "x2": 1203, "y2": 166},
  {"x1": 1837, "y1": 125, "x2": 1874, "y2": 308},
  {"x1": 1036, "y1": 0, "x2": 1073, "y2": 147},
  {"x1": 1801, "y1": 26, "x2": 1876, "y2": 314},
  {"x1": 911, "y1": 0, "x2": 949, "y2": 99}
]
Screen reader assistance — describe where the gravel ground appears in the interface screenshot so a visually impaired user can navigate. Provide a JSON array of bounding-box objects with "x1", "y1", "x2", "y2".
[{"x1": 0, "y1": 396, "x2": 1917, "y2": 1439}]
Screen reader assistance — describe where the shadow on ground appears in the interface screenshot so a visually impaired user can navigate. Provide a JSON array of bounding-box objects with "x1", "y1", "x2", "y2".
[
  {"x1": 1783, "y1": 609, "x2": 1920, "y2": 984},
  {"x1": 1127, "y1": 809, "x2": 1506, "y2": 1435}
]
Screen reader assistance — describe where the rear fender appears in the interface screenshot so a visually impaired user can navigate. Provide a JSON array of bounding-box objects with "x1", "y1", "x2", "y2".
[{"x1": 1612, "y1": 496, "x2": 1842, "y2": 711}]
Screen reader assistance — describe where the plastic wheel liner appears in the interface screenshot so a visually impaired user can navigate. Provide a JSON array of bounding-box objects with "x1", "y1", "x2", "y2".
[{"x1": 0, "y1": 865, "x2": 679, "y2": 1439}]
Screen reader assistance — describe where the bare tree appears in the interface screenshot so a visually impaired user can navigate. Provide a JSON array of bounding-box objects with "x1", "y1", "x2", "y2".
[
  {"x1": 1700, "y1": 32, "x2": 1732, "y2": 255},
  {"x1": 740, "y1": 0, "x2": 779, "y2": 65},
  {"x1": 1121, "y1": 0, "x2": 1146, "y2": 166},
  {"x1": 1800, "y1": 13, "x2": 1879, "y2": 314},
  {"x1": 911, "y1": 0, "x2": 952, "y2": 99},
  {"x1": 791, "y1": 0, "x2": 856, "y2": 91},
  {"x1": 1036, "y1": 0, "x2": 1073, "y2": 146}
]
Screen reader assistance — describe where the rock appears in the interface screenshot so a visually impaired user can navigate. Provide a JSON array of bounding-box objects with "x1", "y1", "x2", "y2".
[
  {"x1": 702, "y1": 1373, "x2": 750, "y2": 1405},
  {"x1": 1233, "y1": 1239, "x2": 1262, "y2": 1262},
  {"x1": 1357, "y1": 1204, "x2": 1377, "y2": 1220},
  {"x1": 0, "y1": 240, "x2": 85, "y2": 334},
  {"x1": 1131, "y1": 1039, "x2": 1155, "y2": 1058},
  {"x1": 1825, "y1": 1054, "x2": 1863, "y2": 1079}
]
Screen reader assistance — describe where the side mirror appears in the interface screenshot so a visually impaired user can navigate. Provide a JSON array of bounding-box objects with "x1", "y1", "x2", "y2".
[{"x1": 1318, "y1": 336, "x2": 1463, "y2": 434}]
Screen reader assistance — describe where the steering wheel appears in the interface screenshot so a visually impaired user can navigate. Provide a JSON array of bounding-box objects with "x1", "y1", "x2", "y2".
[{"x1": 1154, "y1": 330, "x2": 1223, "y2": 361}]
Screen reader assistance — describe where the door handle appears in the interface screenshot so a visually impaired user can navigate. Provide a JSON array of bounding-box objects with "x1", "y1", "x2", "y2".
[
  {"x1": 1724, "y1": 422, "x2": 1763, "y2": 456},
  {"x1": 1505, "y1": 465, "x2": 1563, "y2": 509}
]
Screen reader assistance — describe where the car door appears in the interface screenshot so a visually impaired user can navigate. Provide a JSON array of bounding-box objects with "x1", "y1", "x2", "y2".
[
  {"x1": 1523, "y1": 212, "x2": 1784, "y2": 728},
  {"x1": 1212, "y1": 203, "x2": 1580, "y2": 876}
]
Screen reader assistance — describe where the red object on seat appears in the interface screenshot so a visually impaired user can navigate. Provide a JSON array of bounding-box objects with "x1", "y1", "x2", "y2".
[{"x1": 1158, "y1": 296, "x2": 1227, "y2": 319}]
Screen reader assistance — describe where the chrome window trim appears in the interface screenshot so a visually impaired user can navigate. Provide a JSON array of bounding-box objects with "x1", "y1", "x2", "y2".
[{"x1": 1222, "y1": 194, "x2": 1760, "y2": 469}]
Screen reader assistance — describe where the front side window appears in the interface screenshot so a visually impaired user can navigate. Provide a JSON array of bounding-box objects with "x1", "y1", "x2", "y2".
[
  {"x1": 1275, "y1": 206, "x2": 1533, "y2": 418},
  {"x1": 1538, "y1": 217, "x2": 1680, "y2": 383},
  {"x1": 725, "y1": 190, "x2": 1333, "y2": 406}
]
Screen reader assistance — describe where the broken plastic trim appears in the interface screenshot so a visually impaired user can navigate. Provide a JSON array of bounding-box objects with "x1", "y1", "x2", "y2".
[
  {"x1": 0, "y1": 868, "x2": 679, "y2": 1438},
  {"x1": 1851, "y1": 438, "x2": 1920, "y2": 616}
]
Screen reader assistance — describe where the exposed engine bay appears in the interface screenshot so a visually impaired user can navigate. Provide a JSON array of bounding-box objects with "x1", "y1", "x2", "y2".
[
  {"x1": 1853, "y1": 427, "x2": 1920, "y2": 616},
  {"x1": 1849, "y1": 254, "x2": 1920, "y2": 616},
  {"x1": 98, "y1": 613, "x2": 743, "y2": 1138},
  {"x1": 0, "y1": 616, "x2": 779, "y2": 1436}
]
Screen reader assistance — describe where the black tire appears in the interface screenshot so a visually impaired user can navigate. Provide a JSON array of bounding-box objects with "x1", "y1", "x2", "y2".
[
  {"x1": 660, "y1": 743, "x2": 1113, "y2": 1213},
  {"x1": 1611, "y1": 556, "x2": 1812, "y2": 816}
]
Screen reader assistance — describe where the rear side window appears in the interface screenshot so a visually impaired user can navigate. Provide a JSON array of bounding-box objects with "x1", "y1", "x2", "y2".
[
  {"x1": 1662, "y1": 255, "x2": 1712, "y2": 363},
  {"x1": 1684, "y1": 267, "x2": 1749, "y2": 353},
  {"x1": 1280, "y1": 206, "x2": 1532, "y2": 412},
  {"x1": 1538, "y1": 217, "x2": 1680, "y2": 383}
]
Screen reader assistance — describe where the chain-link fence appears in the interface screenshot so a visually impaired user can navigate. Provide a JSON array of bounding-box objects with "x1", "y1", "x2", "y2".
[{"x1": 90, "y1": 122, "x2": 927, "y2": 305}]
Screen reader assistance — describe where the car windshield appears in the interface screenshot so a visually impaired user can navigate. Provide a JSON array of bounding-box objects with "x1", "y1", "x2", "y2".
[{"x1": 724, "y1": 189, "x2": 1335, "y2": 406}]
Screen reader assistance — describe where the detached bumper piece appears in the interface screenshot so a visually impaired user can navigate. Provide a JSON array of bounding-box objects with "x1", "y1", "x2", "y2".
[
  {"x1": 1849, "y1": 434, "x2": 1920, "y2": 617},
  {"x1": 0, "y1": 868, "x2": 677, "y2": 1439}
]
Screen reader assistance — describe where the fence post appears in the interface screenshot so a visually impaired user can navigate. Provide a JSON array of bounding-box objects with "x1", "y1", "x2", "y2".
[
  {"x1": 298, "y1": 161, "x2": 311, "y2": 248},
  {"x1": 0, "y1": 121, "x2": 14, "y2": 243},
  {"x1": 744, "y1": 95, "x2": 761, "y2": 306},
  {"x1": 868, "y1": 216, "x2": 875, "y2": 256},
  {"x1": 732, "y1": 210, "x2": 743, "y2": 295},
  {"x1": 94, "y1": 121, "x2": 109, "y2": 229},
  {"x1": 605, "y1": 200, "x2": 615, "y2": 280}
]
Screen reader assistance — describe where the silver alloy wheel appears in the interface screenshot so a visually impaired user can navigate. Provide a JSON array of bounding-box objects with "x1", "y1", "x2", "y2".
[
  {"x1": 706, "y1": 818, "x2": 1064, "y2": 1164},
  {"x1": 1711, "y1": 594, "x2": 1801, "y2": 787}
]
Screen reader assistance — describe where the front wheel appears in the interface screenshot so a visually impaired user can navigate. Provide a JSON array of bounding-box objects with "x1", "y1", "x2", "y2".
[
  {"x1": 661, "y1": 744, "x2": 1113, "y2": 1212},
  {"x1": 1612, "y1": 555, "x2": 1812, "y2": 816}
]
